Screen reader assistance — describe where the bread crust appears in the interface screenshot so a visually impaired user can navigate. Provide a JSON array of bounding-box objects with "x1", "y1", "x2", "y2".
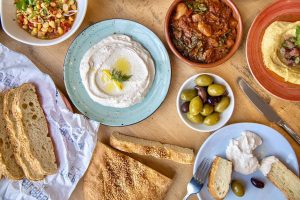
[
  {"x1": 83, "y1": 142, "x2": 172, "y2": 200},
  {"x1": 3, "y1": 87, "x2": 45, "y2": 180},
  {"x1": 12, "y1": 83, "x2": 57, "y2": 175},
  {"x1": 208, "y1": 157, "x2": 222, "y2": 200},
  {"x1": 110, "y1": 132, "x2": 194, "y2": 164},
  {"x1": 267, "y1": 160, "x2": 300, "y2": 200},
  {"x1": 0, "y1": 83, "x2": 57, "y2": 181},
  {"x1": 0, "y1": 92, "x2": 24, "y2": 180},
  {"x1": 2, "y1": 84, "x2": 58, "y2": 180},
  {"x1": 208, "y1": 156, "x2": 232, "y2": 200}
]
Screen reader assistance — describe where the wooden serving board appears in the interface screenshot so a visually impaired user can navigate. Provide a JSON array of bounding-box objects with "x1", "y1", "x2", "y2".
[{"x1": 0, "y1": 0, "x2": 299, "y2": 200}]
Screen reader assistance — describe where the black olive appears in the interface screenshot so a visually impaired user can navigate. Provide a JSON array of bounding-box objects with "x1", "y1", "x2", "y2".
[
  {"x1": 207, "y1": 96, "x2": 222, "y2": 106},
  {"x1": 181, "y1": 102, "x2": 190, "y2": 113},
  {"x1": 194, "y1": 85, "x2": 208, "y2": 103},
  {"x1": 251, "y1": 178, "x2": 264, "y2": 189}
]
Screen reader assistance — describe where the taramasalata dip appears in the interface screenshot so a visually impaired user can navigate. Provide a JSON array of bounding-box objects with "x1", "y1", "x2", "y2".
[
  {"x1": 226, "y1": 131, "x2": 262, "y2": 175},
  {"x1": 80, "y1": 34, "x2": 155, "y2": 108}
]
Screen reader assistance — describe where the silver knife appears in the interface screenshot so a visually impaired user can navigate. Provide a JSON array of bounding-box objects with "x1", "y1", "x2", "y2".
[{"x1": 238, "y1": 77, "x2": 300, "y2": 145}]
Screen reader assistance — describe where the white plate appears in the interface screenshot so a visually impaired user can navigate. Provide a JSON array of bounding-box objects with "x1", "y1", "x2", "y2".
[
  {"x1": 194, "y1": 122, "x2": 299, "y2": 200},
  {"x1": 176, "y1": 73, "x2": 234, "y2": 132}
]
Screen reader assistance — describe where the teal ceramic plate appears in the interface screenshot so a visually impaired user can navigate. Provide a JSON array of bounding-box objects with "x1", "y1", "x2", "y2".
[{"x1": 64, "y1": 19, "x2": 171, "y2": 126}]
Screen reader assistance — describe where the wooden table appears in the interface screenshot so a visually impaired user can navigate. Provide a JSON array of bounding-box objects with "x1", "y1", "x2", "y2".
[{"x1": 1, "y1": 0, "x2": 299, "y2": 199}]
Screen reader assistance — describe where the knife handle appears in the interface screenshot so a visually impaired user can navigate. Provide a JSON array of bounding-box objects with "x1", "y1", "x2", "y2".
[{"x1": 278, "y1": 120, "x2": 300, "y2": 145}]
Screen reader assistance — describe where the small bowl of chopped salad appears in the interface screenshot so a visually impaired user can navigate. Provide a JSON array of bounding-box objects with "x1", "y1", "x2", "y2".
[{"x1": 1, "y1": 0, "x2": 87, "y2": 46}]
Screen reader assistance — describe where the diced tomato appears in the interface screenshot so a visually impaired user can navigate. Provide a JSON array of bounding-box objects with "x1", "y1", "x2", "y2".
[
  {"x1": 18, "y1": 15, "x2": 24, "y2": 23},
  {"x1": 61, "y1": 22, "x2": 71, "y2": 32}
]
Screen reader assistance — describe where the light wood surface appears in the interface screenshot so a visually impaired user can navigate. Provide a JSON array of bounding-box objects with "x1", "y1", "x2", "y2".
[{"x1": 1, "y1": 0, "x2": 299, "y2": 199}]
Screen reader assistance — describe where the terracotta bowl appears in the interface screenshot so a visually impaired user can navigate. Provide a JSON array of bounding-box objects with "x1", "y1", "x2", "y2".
[
  {"x1": 246, "y1": 0, "x2": 300, "y2": 101},
  {"x1": 164, "y1": 0, "x2": 243, "y2": 68}
]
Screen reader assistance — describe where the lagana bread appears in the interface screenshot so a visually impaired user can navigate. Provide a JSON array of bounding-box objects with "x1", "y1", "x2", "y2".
[
  {"x1": 110, "y1": 131, "x2": 194, "y2": 164},
  {"x1": 208, "y1": 156, "x2": 232, "y2": 200},
  {"x1": 11, "y1": 83, "x2": 57, "y2": 175},
  {"x1": 263, "y1": 156, "x2": 300, "y2": 200},
  {"x1": 83, "y1": 142, "x2": 172, "y2": 200},
  {"x1": 0, "y1": 92, "x2": 24, "y2": 180}
]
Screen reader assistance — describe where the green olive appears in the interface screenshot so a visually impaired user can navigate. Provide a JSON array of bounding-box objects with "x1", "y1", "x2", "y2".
[
  {"x1": 195, "y1": 74, "x2": 214, "y2": 86},
  {"x1": 214, "y1": 96, "x2": 230, "y2": 113},
  {"x1": 189, "y1": 96, "x2": 203, "y2": 115},
  {"x1": 203, "y1": 112, "x2": 220, "y2": 126},
  {"x1": 207, "y1": 84, "x2": 226, "y2": 96},
  {"x1": 181, "y1": 89, "x2": 197, "y2": 101},
  {"x1": 200, "y1": 104, "x2": 214, "y2": 116},
  {"x1": 187, "y1": 113, "x2": 203, "y2": 123},
  {"x1": 231, "y1": 180, "x2": 245, "y2": 197}
]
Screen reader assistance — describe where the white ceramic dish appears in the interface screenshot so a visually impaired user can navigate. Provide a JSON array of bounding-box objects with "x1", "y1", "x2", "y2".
[
  {"x1": 0, "y1": 0, "x2": 87, "y2": 46},
  {"x1": 176, "y1": 73, "x2": 234, "y2": 132},
  {"x1": 194, "y1": 123, "x2": 299, "y2": 200}
]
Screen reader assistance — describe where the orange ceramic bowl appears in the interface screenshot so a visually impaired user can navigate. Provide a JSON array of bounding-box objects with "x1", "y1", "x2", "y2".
[
  {"x1": 164, "y1": 0, "x2": 243, "y2": 68},
  {"x1": 246, "y1": 0, "x2": 300, "y2": 101}
]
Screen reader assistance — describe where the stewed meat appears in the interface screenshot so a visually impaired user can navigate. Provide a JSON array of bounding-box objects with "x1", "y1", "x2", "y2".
[{"x1": 170, "y1": 0, "x2": 238, "y2": 64}]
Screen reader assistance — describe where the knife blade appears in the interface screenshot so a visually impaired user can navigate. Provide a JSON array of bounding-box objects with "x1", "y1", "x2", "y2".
[{"x1": 238, "y1": 77, "x2": 300, "y2": 145}]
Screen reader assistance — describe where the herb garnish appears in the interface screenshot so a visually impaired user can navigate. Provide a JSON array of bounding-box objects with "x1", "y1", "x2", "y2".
[
  {"x1": 185, "y1": 0, "x2": 207, "y2": 13},
  {"x1": 296, "y1": 26, "x2": 300, "y2": 47},
  {"x1": 16, "y1": 0, "x2": 35, "y2": 11},
  {"x1": 42, "y1": 8, "x2": 48, "y2": 16},
  {"x1": 111, "y1": 69, "x2": 132, "y2": 83}
]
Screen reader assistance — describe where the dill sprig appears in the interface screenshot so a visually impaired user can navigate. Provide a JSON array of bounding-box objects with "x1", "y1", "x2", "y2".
[{"x1": 111, "y1": 69, "x2": 132, "y2": 82}]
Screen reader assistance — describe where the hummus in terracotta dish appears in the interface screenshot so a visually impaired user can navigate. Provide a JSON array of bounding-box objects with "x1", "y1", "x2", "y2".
[
  {"x1": 80, "y1": 34, "x2": 155, "y2": 108},
  {"x1": 262, "y1": 21, "x2": 300, "y2": 85}
]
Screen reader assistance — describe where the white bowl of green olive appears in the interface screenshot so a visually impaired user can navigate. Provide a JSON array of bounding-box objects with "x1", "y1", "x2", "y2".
[{"x1": 176, "y1": 73, "x2": 234, "y2": 132}]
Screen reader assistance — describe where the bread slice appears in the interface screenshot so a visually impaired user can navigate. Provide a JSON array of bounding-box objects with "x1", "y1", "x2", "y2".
[
  {"x1": 208, "y1": 156, "x2": 232, "y2": 200},
  {"x1": 83, "y1": 142, "x2": 172, "y2": 200},
  {"x1": 0, "y1": 92, "x2": 24, "y2": 180},
  {"x1": 11, "y1": 83, "x2": 57, "y2": 175},
  {"x1": 110, "y1": 132, "x2": 194, "y2": 164},
  {"x1": 263, "y1": 156, "x2": 300, "y2": 200},
  {"x1": 3, "y1": 88, "x2": 45, "y2": 180}
]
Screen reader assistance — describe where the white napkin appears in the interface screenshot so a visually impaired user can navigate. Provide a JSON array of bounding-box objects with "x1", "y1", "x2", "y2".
[{"x1": 0, "y1": 44, "x2": 100, "y2": 200}]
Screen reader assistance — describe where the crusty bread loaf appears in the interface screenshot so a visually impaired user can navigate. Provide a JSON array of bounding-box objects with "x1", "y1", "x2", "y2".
[
  {"x1": 12, "y1": 83, "x2": 57, "y2": 175},
  {"x1": 3, "y1": 88, "x2": 45, "y2": 180},
  {"x1": 208, "y1": 156, "x2": 232, "y2": 200},
  {"x1": 0, "y1": 92, "x2": 24, "y2": 180},
  {"x1": 110, "y1": 132, "x2": 194, "y2": 164},
  {"x1": 83, "y1": 142, "x2": 172, "y2": 200},
  {"x1": 266, "y1": 158, "x2": 300, "y2": 200}
]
